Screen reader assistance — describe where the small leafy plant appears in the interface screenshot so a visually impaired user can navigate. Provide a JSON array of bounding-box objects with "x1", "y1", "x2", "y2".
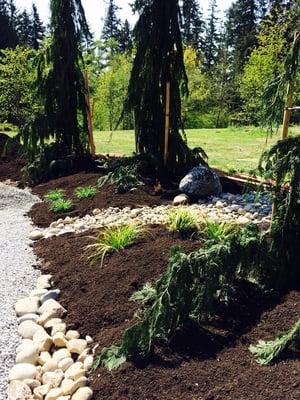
[
  {"x1": 165, "y1": 208, "x2": 199, "y2": 234},
  {"x1": 203, "y1": 220, "x2": 238, "y2": 242},
  {"x1": 75, "y1": 186, "x2": 97, "y2": 199},
  {"x1": 44, "y1": 189, "x2": 65, "y2": 202},
  {"x1": 98, "y1": 166, "x2": 141, "y2": 194},
  {"x1": 249, "y1": 316, "x2": 300, "y2": 365},
  {"x1": 86, "y1": 224, "x2": 143, "y2": 266},
  {"x1": 49, "y1": 198, "x2": 73, "y2": 213}
]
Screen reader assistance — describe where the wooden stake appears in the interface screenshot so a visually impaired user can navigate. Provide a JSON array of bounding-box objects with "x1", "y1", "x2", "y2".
[
  {"x1": 84, "y1": 70, "x2": 96, "y2": 156},
  {"x1": 164, "y1": 81, "x2": 171, "y2": 167},
  {"x1": 281, "y1": 83, "x2": 293, "y2": 140}
]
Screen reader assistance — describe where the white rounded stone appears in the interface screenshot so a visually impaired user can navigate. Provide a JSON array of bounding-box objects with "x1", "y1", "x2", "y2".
[
  {"x1": 17, "y1": 313, "x2": 39, "y2": 324},
  {"x1": 33, "y1": 328, "x2": 53, "y2": 352},
  {"x1": 64, "y1": 362, "x2": 85, "y2": 380},
  {"x1": 45, "y1": 318, "x2": 63, "y2": 329},
  {"x1": 53, "y1": 332, "x2": 68, "y2": 347},
  {"x1": 65, "y1": 331, "x2": 80, "y2": 340},
  {"x1": 16, "y1": 343, "x2": 39, "y2": 365},
  {"x1": 34, "y1": 383, "x2": 53, "y2": 399},
  {"x1": 42, "y1": 370, "x2": 64, "y2": 388},
  {"x1": 16, "y1": 339, "x2": 34, "y2": 354},
  {"x1": 23, "y1": 379, "x2": 41, "y2": 390},
  {"x1": 7, "y1": 380, "x2": 32, "y2": 400},
  {"x1": 58, "y1": 357, "x2": 74, "y2": 372},
  {"x1": 61, "y1": 377, "x2": 88, "y2": 396},
  {"x1": 67, "y1": 339, "x2": 87, "y2": 355},
  {"x1": 42, "y1": 359, "x2": 59, "y2": 373},
  {"x1": 36, "y1": 275, "x2": 53, "y2": 289},
  {"x1": 38, "y1": 351, "x2": 52, "y2": 365},
  {"x1": 45, "y1": 388, "x2": 64, "y2": 400},
  {"x1": 15, "y1": 297, "x2": 40, "y2": 317},
  {"x1": 52, "y1": 348, "x2": 72, "y2": 362},
  {"x1": 77, "y1": 349, "x2": 90, "y2": 362},
  {"x1": 85, "y1": 336, "x2": 93, "y2": 345},
  {"x1": 18, "y1": 320, "x2": 42, "y2": 339},
  {"x1": 30, "y1": 288, "x2": 48, "y2": 298},
  {"x1": 39, "y1": 299, "x2": 66, "y2": 315},
  {"x1": 83, "y1": 356, "x2": 93, "y2": 371},
  {"x1": 71, "y1": 387, "x2": 93, "y2": 400},
  {"x1": 29, "y1": 230, "x2": 44, "y2": 240},
  {"x1": 51, "y1": 323, "x2": 67, "y2": 336},
  {"x1": 9, "y1": 364, "x2": 37, "y2": 381}
]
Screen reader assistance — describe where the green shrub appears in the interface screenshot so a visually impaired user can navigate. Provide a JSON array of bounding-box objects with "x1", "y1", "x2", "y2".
[
  {"x1": 249, "y1": 316, "x2": 300, "y2": 365},
  {"x1": 86, "y1": 224, "x2": 143, "y2": 266},
  {"x1": 98, "y1": 165, "x2": 140, "y2": 194},
  {"x1": 75, "y1": 186, "x2": 97, "y2": 199},
  {"x1": 165, "y1": 208, "x2": 199, "y2": 233},
  {"x1": 44, "y1": 189, "x2": 65, "y2": 202},
  {"x1": 49, "y1": 198, "x2": 72, "y2": 213},
  {"x1": 203, "y1": 220, "x2": 239, "y2": 242}
]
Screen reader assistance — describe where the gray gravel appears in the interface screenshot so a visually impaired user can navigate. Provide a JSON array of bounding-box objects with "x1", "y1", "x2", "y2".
[{"x1": 0, "y1": 183, "x2": 40, "y2": 398}]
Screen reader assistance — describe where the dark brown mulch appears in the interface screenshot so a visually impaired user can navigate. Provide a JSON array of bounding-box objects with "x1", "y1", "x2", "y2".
[
  {"x1": 34, "y1": 225, "x2": 300, "y2": 400},
  {"x1": 29, "y1": 172, "x2": 165, "y2": 227},
  {"x1": 0, "y1": 132, "x2": 26, "y2": 183}
]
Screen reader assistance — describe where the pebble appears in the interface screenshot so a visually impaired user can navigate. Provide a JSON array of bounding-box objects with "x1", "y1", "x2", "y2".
[
  {"x1": 16, "y1": 343, "x2": 39, "y2": 365},
  {"x1": 15, "y1": 297, "x2": 40, "y2": 317},
  {"x1": 71, "y1": 387, "x2": 93, "y2": 400},
  {"x1": 7, "y1": 380, "x2": 32, "y2": 400},
  {"x1": 18, "y1": 320, "x2": 42, "y2": 339},
  {"x1": 9, "y1": 364, "x2": 37, "y2": 381},
  {"x1": 67, "y1": 339, "x2": 87, "y2": 355}
]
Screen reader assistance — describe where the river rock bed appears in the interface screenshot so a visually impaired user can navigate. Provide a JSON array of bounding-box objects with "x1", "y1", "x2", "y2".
[
  {"x1": 8, "y1": 274, "x2": 94, "y2": 400},
  {"x1": 30, "y1": 191, "x2": 272, "y2": 240}
]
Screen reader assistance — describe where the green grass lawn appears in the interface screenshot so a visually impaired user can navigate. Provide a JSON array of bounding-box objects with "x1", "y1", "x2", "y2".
[{"x1": 94, "y1": 126, "x2": 300, "y2": 173}]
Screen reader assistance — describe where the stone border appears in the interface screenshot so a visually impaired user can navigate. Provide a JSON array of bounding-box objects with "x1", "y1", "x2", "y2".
[{"x1": 8, "y1": 274, "x2": 94, "y2": 400}]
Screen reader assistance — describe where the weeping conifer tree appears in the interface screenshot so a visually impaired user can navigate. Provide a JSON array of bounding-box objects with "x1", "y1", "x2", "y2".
[
  {"x1": 21, "y1": 0, "x2": 91, "y2": 182},
  {"x1": 124, "y1": 0, "x2": 207, "y2": 177}
]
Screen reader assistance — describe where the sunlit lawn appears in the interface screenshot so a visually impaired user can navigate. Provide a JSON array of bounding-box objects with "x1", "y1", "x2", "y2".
[{"x1": 94, "y1": 126, "x2": 300, "y2": 173}]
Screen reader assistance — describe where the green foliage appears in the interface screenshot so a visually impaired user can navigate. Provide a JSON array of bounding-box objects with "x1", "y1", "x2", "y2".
[
  {"x1": 86, "y1": 224, "x2": 143, "y2": 266},
  {"x1": 203, "y1": 220, "x2": 239, "y2": 242},
  {"x1": 259, "y1": 136, "x2": 300, "y2": 283},
  {"x1": 44, "y1": 189, "x2": 65, "y2": 202},
  {"x1": 49, "y1": 198, "x2": 73, "y2": 213},
  {"x1": 93, "y1": 52, "x2": 133, "y2": 131},
  {"x1": 98, "y1": 165, "x2": 140, "y2": 194},
  {"x1": 75, "y1": 186, "x2": 97, "y2": 199},
  {"x1": 250, "y1": 316, "x2": 300, "y2": 365},
  {"x1": 124, "y1": 0, "x2": 207, "y2": 177},
  {"x1": 165, "y1": 208, "x2": 199, "y2": 234},
  {"x1": 0, "y1": 46, "x2": 38, "y2": 127},
  {"x1": 95, "y1": 225, "x2": 271, "y2": 370}
]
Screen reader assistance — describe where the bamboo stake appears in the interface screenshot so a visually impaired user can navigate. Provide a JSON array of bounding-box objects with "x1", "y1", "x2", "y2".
[
  {"x1": 84, "y1": 70, "x2": 96, "y2": 156},
  {"x1": 164, "y1": 81, "x2": 171, "y2": 167}
]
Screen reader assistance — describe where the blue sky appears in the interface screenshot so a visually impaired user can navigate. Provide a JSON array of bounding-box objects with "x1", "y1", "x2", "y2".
[{"x1": 15, "y1": 0, "x2": 234, "y2": 37}]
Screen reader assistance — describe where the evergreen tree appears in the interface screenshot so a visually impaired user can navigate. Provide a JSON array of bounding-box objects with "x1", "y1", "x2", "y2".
[
  {"x1": 225, "y1": 0, "x2": 258, "y2": 74},
  {"x1": 181, "y1": 0, "x2": 204, "y2": 52},
  {"x1": 124, "y1": 0, "x2": 207, "y2": 176},
  {"x1": 102, "y1": 0, "x2": 121, "y2": 50},
  {"x1": 16, "y1": 10, "x2": 33, "y2": 47},
  {"x1": 203, "y1": 0, "x2": 219, "y2": 71},
  {"x1": 21, "y1": 0, "x2": 92, "y2": 170},
  {"x1": 31, "y1": 3, "x2": 45, "y2": 49},
  {"x1": 0, "y1": 0, "x2": 18, "y2": 49},
  {"x1": 118, "y1": 19, "x2": 133, "y2": 53}
]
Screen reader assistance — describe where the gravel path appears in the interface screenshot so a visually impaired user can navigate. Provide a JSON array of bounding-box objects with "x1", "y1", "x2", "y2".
[{"x1": 0, "y1": 183, "x2": 40, "y2": 398}]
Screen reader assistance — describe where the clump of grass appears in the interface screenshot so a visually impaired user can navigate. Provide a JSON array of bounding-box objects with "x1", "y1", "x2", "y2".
[
  {"x1": 49, "y1": 198, "x2": 73, "y2": 213},
  {"x1": 203, "y1": 219, "x2": 238, "y2": 242},
  {"x1": 86, "y1": 224, "x2": 143, "y2": 266},
  {"x1": 44, "y1": 189, "x2": 65, "y2": 202},
  {"x1": 75, "y1": 186, "x2": 97, "y2": 199},
  {"x1": 165, "y1": 208, "x2": 199, "y2": 234}
]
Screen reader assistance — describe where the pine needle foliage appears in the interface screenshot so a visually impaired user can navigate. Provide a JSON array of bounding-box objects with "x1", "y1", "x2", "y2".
[
  {"x1": 123, "y1": 0, "x2": 207, "y2": 177},
  {"x1": 259, "y1": 136, "x2": 300, "y2": 283},
  {"x1": 95, "y1": 225, "x2": 271, "y2": 370},
  {"x1": 20, "y1": 0, "x2": 92, "y2": 180},
  {"x1": 249, "y1": 315, "x2": 300, "y2": 365}
]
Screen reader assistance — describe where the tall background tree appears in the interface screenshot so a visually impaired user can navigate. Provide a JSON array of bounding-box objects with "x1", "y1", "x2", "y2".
[
  {"x1": 124, "y1": 0, "x2": 206, "y2": 176},
  {"x1": 0, "y1": 0, "x2": 18, "y2": 49},
  {"x1": 181, "y1": 0, "x2": 205, "y2": 53}
]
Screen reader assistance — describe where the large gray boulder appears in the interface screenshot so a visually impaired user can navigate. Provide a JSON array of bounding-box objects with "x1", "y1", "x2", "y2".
[{"x1": 179, "y1": 166, "x2": 222, "y2": 199}]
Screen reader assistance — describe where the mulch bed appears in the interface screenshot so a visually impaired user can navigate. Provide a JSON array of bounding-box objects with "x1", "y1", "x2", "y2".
[
  {"x1": 0, "y1": 132, "x2": 26, "y2": 183},
  {"x1": 34, "y1": 225, "x2": 300, "y2": 400},
  {"x1": 29, "y1": 172, "x2": 165, "y2": 227}
]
